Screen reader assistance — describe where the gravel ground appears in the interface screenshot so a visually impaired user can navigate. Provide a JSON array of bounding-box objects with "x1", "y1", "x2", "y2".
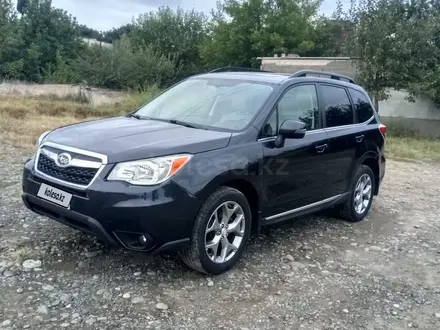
[{"x1": 1, "y1": 145, "x2": 440, "y2": 330}]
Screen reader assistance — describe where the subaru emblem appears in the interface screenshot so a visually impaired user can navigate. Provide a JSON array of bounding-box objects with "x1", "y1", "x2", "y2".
[{"x1": 56, "y1": 153, "x2": 72, "y2": 167}]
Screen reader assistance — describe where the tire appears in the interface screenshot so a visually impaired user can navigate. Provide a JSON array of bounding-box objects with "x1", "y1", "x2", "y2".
[
  {"x1": 338, "y1": 165, "x2": 375, "y2": 222},
  {"x1": 180, "y1": 186, "x2": 252, "y2": 275}
]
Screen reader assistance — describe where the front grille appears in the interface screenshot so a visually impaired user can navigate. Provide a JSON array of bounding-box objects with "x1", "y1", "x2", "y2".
[
  {"x1": 32, "y1": 176, "x2": 88, "y2": 198},
  {"x1": 37, "y1": 153, "x2": 98, "y2": 186}
]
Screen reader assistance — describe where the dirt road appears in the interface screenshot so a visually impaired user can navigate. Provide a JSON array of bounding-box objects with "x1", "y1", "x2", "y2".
[{"x1": 1, "y1": 144, "x2": 440, "y2": 330}]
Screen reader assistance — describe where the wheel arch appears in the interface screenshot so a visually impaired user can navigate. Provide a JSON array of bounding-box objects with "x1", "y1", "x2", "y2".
[
  {"x1": 356, "y1": 152, "x2": 380, "y2": 195},
  {"x1": 195, "y1": 174, "x2": 262, "y2": 233}
]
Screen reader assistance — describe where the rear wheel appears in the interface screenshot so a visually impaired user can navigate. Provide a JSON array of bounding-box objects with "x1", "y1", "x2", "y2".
[
  {"x1": 180, "y1": 187, "x2": 252, "y2": 274},
  {"x1": 338, "y1": 165, "x2": 375, "y2": 222}
]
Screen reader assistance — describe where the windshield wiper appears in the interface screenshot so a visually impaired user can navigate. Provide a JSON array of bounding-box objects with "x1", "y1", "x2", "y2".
[
  {"x1": 129, "y1": 114, "x2": 156, "y2": 120},
  {"x1": 129, "y1": 115, "x2": 205, "y2": 129},
  {"x1": 167, "y1": 119, "x2": 199, "y2": 129},
  {"x1": 128, "y1": 113, "x2": 143, "y2": 119}
]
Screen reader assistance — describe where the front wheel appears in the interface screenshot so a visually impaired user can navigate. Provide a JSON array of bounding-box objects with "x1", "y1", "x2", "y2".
[
  {"x1": 180, "y1": 187, "x2": 252, "y2": 274},
  {"x1": 338, "y1": 165, "x2": 375, "y2": 222}
]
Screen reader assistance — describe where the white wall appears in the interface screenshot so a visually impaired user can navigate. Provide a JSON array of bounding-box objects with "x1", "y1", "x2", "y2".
[{"x1": 379, "y1": 90, "x2": 440, "y2": 120}]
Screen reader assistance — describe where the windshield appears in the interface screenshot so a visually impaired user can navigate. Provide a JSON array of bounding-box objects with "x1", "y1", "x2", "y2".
[{"x1": 134, "y1": 78, "x2": 274, "y2": 131}]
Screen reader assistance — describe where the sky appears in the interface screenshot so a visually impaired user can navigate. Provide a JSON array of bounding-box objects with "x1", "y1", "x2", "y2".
[{"x1": 48, "y1": 0, "x2": 350, "y2": 31}]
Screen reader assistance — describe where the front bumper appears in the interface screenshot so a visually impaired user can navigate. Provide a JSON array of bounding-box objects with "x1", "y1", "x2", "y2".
[{"x1": 22, "y1": 158, "x2": 201, "y2": 253}]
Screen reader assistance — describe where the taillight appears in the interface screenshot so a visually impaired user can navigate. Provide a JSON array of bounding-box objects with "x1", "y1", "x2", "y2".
[{"x1": 379, "y1": 124, "x2": 387, "y2": 137}]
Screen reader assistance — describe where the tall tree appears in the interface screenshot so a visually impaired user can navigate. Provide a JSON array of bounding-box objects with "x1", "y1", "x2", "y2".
[
  {"x1": 0, "y1": 0, "x2": 25, "y2": 80},
  {"x1": 19, "y1": 0, "x2": 83, "y2": 82},
  {"x1": 201, "y1": 0, "x2": 322, "y2": 68},
  {"x1": 340, "y1": 0, "x2": 440, "y2": 106},
  {"x1": 131, "y1": 6, "x2": 208, "y2": 78},
  {"x1": 312, "y1": 16, "x2": 352, "y2": 57}
]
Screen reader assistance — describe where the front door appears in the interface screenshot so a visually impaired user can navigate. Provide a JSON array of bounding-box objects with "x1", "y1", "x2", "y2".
[{"x1": 260, "y1": 84, "x2": 331, "y2": 219}]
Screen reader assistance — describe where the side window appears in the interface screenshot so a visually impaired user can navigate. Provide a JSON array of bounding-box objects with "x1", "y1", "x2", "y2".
[
  {"x1": 262, "y1": 110, "x2": 278, "y2": 137},
  {"x1": 321, "y1": 85, "x2": 354, "y2": 128},
  {"x1": 277, "y1": 85, "x2": 319, "y2": 131},
  {"x1": 349, "y1": 89, "x2": 374, "y2": 123}
]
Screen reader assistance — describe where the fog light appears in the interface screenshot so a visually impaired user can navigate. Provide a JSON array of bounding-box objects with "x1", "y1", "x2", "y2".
[{"x1": 139, "y1": 235, "x2": 148, "y2": 245}]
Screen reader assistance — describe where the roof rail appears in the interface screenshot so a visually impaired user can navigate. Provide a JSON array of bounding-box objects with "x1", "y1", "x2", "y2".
[
  {"x1": 210, "y1": 66, "x2": 271, "y2": 73},
  {"x1": 291, "y1": 70, "x2": 357, "y2": 84}
]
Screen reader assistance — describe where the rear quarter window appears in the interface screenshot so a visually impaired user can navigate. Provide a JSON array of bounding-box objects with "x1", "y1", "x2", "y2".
[
  {"x1": 320, "y1": 85, "x2": 354, "y2": 128},
  {"x1": 349, "y1": 89, "x2": 375, "y2": 123}
]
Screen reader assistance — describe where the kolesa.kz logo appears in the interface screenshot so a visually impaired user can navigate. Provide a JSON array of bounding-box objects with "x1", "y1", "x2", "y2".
[{"x1": 44, "y1": 187, "x2": 66, "y2": 203}]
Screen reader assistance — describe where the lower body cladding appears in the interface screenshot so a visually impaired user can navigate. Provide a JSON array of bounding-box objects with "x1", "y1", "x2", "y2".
[{"x1": 21, "y1": 159, "x2": 202, "y2": 254}]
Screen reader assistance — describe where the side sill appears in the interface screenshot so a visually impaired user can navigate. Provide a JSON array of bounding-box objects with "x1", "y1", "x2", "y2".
[{"x1": 262, "y1": 193, "x2": 349, "y2": 226}]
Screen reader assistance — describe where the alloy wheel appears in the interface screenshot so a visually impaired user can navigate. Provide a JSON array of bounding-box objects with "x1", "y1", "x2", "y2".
[
  {"x1": 353, "y1": 173, "x2": 372, "y2": 215},
  {"x1": 205, "y1": 201, "x2": 245, "y2": 263}
]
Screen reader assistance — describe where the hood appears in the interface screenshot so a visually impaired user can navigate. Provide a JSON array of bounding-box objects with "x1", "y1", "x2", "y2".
[{"x1": 45, "y1": 117, "x2": 232, "y2": 163}]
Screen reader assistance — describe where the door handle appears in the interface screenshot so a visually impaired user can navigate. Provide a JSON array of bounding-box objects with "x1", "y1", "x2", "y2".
[
  {"x1": 315, "y1": 144, "x2": 328, "y2": 153},
  {"x1": 355, "y1": 135, "x2": 365, "y2": 143}
]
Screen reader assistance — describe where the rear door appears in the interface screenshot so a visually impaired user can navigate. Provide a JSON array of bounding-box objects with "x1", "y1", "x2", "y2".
[
  {"x1": 318, "y1": 83, "x2": 358, "y2": 195},
  {"x1": 260, "y1": 84, "x2": 331, "y2": 219},
  {"x1": 348, "y1": 87, "x2": 384, "y2": 177}
]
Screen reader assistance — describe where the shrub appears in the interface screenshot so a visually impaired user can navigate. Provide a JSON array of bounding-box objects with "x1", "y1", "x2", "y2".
[{"x1": 73, "y1": 35, "x2": 177, "y2": 91}]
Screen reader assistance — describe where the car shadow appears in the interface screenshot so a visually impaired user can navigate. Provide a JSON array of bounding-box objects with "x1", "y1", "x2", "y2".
[{"x1": 41, "y1": 210, "x2": 356, "y2": 280}]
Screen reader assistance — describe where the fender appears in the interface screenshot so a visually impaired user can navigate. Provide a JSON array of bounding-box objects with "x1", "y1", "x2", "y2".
[
  {"x1": 355, "y1": 150, "x2": 379, "y2": 169},
  {"x1": 351, "y1": 149, "x2": 381, "y2": 195},
  {"x1": 171, "y1": 140, "x2": 265, "y2": 231},
  {"x1": 192, "y1": 169, "x2": 264, "y2": 234},
  {"x1": 194, "y1": 169, "x2": 262, "y2": 202}
]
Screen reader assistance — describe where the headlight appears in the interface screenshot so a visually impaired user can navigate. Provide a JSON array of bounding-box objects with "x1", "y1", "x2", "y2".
[
  {"x1": 37, "y1": 131, "x2": 51, "y2": 146},
  {"x1": 107, "y1": 154, "x2": 192, "y2": 186}
]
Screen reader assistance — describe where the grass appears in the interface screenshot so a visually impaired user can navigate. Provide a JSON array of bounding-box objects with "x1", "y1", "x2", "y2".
[
  {"x1": 385, "y1": 136, "x2": 440, "y2": 161},
  {"x1": 1, "y1": 89, "x2": 439, "y2": 162},
  {"x1": 0, "y1": 86, "x2": 160, "y2": 148}
]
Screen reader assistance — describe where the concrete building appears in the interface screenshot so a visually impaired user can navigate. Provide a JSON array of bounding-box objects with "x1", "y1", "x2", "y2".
[
  {"x1": 259, "y1": 55, "x2": 440, "y2": 137},
  {"x1": 81, "y1": 38, "x2": 112, "y2": 48},
  {"x1": 259, "y1": 55, "x2": 359, "y2": 78}
]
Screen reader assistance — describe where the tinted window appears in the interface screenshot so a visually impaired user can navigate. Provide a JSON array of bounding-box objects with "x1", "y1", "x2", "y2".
[
  {"x1": 321, "y1": 85, "x2": 354, "y2": 128},
  {"x1": 349, "y1": 89, "x2": 374, "y2": 123},
  {"x1": 277, "y1": 85, "x2": 319, "y2": 131}
]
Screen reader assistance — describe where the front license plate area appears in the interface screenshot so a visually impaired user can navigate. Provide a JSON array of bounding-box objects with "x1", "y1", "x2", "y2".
[{"x1": 37, "y1": 183, "x2": 72, "y2": 208}]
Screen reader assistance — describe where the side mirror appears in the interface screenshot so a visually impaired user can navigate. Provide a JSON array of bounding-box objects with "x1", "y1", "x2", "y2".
[
  {"x1": 274, "y1": 120, "x2": 306, "y2": 148},
  {"x1": 279, "y1": 120, "x2": 307, "y2": 139}
]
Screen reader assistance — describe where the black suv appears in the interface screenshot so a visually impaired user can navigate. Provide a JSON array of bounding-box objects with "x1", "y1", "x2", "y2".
[{"x1": 22, "y1": 68, "x2": 386, "y2": 274}]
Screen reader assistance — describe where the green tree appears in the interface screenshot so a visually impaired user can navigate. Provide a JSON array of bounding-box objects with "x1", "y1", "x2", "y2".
[
  {"x1": 131, "y1": 6, "x2": 208, "y2": 77},
  {"x1": 312, "y1": 16, "x2": 352, "y2": 57},
  {"x1": 0, "y1": 0, "x2": 25, "y2": 80},
  {"x1": 340, "y1": 0, "x2": 440, "y2": 107},
  {"x1": 19, "y1": 0, "x2": 83, "y2": 82},
  {"x1": 101, "y1": 24, "x2": 134, "y2": 43},
  {"x1": 78, "y1": 24, "x2": 102, "y2": 40},
  {"x1": 74, "y1": 35, "x2": 177, "y2": 90},
  {"x1": 201, "y1": 0, "x2": 322, "y2": 68},
  {"x1": 399, "y1": 1, "x2": 440, "y2": 106},
  {"x1": 43, "y1": 50, "x2": 75, "y2": 83}
]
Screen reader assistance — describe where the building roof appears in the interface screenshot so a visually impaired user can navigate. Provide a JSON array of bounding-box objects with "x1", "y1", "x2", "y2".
[{"x1": 259, "y1": 56, "x2": 360, "y2": 79}]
